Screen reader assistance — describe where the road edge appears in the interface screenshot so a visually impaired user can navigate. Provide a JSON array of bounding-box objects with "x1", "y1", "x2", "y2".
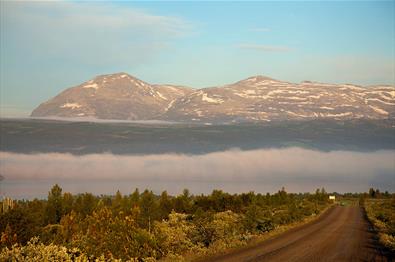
[{"x1": 192, "y1": 204, "x2": 335, "y2": 262}]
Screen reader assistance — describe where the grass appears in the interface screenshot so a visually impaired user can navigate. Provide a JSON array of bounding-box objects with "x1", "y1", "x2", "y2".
[{"x1": 364, "y1": 198, "x2": 395, "y2": 252}]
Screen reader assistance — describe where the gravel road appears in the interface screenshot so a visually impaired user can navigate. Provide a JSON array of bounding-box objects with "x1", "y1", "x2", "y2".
[{"x1": 207, "y1": 206, "x2": 391, "y2": 261}]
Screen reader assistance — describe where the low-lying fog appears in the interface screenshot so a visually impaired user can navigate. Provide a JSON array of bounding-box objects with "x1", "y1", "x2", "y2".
[{"x1": 1, "y1": 147, "x2": 394, "y2": 199}]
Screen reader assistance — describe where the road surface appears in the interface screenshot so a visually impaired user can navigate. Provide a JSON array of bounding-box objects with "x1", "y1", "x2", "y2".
[{"x1": 207, "y1": 205, "x2": 391, "y2": 262}]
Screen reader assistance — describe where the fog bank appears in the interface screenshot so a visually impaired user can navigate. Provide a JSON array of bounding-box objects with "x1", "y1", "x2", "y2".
[{"x1": 0, "y1": 148, "x2": 394, "y2": 198}]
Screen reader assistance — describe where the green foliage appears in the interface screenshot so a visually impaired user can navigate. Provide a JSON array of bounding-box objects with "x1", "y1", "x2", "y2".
[
  {"x1": 210, "y1": 211, "x2": 245, "y2": 248},
  {"x1": 364, "y1": 198, "x2": 395, "y2": 251},
  {"x1": 63, "y1": 192, "x2": 74, "y2": 215},
  {"x1": 154, "y1": 212, "x2": 195, "y2": 257},
  {"x1": 45, "y1": 184, "x2": 63, "y2": 224},
  {"x1": 139, "y1": 190, "x2": 158, "y2": 231},
  {"x1": 1, "y1": 185, "x2": 334, "y2": 261},
  {"x1": 0, "y1": 207, "x2": 40, "y2": 248},
  {"x1": 369, "y1": 188, "x2": 382, "y2": 198},
  {"x1": 0, "y1": 237, "x2": 89, "y2": 261},
  {"x1": 73, "y1": 207, "x2": 157, "y2": 260},
  {"x1": 158, "y1": 191, "x2": 173, "y2": 220},
  {"x1": 74, "y1": 193, "x2": 97, "y2": 218},
  {"x1": 243, "y1": 203, "x2": 270, "y2": 233}
]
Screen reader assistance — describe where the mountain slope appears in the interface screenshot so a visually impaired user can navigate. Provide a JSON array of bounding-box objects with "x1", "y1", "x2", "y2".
[
  {"x1": 165, "y1": 76, "x2": 395, "y2": 122},
  {"x1": 31, "y1": 73, "x2": 395, "y2": 123},
  {"x1": 31, "y1": 73, "x2": 192, "y2": 120}
]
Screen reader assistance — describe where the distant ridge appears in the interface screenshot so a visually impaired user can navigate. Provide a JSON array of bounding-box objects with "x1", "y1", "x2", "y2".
[{"x1": 31, "y1": 73, "x2": 395, "y2": 123}]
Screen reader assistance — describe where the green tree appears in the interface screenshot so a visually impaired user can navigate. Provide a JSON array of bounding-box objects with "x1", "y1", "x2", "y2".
[
  {"x1": 369, "y1": 188, "x2": 376, "y2": 198},
  {"x1": 158, "y1": 191, "x2": 173, "y2": 220},
  {"x1": 139, "y1": 189, "x2": 158, "y2": 232},
  {"x1": 45, "y1": 184, "x2": 63, "y2": 224},
  {"x1": 130, "y1": 188, "x2": 140, "y2": 208},
  {"x1": 210, "y1": 211, "x2": 245, "y2": 249},
  {"x1": 74, "y1": 207, "x2": 156, "y2": 260},
  {"x1": 0, "y1": 206, "x2": 41, "y2": 247},
  {"x1": 62, "y1": 192, "x2": 73, "y2": 215},
  {"x1": 58, "y1": 210, "x2": 78, "y2": 245},
  {"x1": 112, "y1": 190, "x2": 123, "y2": 215},
  {"x1": 191, "y1": 207, "x2": 215, "y2": 247},
  {"x1": 174, "y1": 189, "x2": 192, "y2": 213},
  {"x1": 243, "y1": 203, "x2": 263, "y2": 233},
  {"x1": 74, "y1": 193, "x2": 96, "y2": 218}
]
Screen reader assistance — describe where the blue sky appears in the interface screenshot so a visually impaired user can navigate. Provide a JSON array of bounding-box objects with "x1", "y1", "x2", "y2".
[{"x1": 0, "y1": 1, "x2": 394, "y2": 116}]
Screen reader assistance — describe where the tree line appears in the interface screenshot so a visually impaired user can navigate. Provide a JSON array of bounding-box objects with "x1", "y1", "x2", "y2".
[{"x1": 1, "y1": 185, "x2": 333, "y2": 261}]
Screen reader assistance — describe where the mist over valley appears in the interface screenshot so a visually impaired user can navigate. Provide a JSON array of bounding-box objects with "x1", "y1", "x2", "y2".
[{"x1": 1, "y1": 118, "x2": 394, "y2": 199}]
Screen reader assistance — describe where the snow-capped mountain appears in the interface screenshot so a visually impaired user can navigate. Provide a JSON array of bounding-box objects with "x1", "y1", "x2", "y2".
[
  {"x1": 31, "y1": 73, "x2": 395, "y2": 123},
  {"x1": 31, "y1": 73, "x2": 192, "y2": 120}
]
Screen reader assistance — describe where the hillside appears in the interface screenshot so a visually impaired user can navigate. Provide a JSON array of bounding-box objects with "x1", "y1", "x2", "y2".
[{"x1": 31, "y1": 73, "x2": 395, "y2": 123}]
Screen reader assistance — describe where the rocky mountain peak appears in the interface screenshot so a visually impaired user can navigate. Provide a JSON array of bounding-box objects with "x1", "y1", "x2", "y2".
[{"x1": 239, "y1": 75, "x2": 279, "y2": 83}]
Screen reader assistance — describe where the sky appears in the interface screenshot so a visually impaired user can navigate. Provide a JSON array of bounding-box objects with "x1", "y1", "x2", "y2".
[{"x1": 0, "y1": 1, "x2": 394, "y2": 117}]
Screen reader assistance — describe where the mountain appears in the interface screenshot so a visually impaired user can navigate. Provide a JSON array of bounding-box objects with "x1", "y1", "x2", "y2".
[
  {"x1": 31, "y1": 73, "x2": 192, "y2": 120},
  {"x1": 31, "y1": 73, "x2": 395, "y2": 123}
]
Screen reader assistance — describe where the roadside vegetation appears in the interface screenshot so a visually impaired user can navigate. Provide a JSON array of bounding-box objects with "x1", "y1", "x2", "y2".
[
  {"x1": 0, "y1": 186, "x2": 330, "y2": 261},
  {"x1": 362, "y1": 189, "x2": 395, "y2": 252}
]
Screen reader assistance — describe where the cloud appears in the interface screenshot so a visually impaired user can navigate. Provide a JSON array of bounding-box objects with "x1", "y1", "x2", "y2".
[
  {"x1": 238, "y1": 44, "x2": 291, "y2": 52},
  {"x1": 1, "y1": 1, "x2": 191, "y2": 67},
  {"x1": 1, "y1": 148, "x2": 394, "y2": 198}
]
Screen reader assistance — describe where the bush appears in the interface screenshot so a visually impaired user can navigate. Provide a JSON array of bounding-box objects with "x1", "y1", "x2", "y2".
[
  {"x1": 0, "y1": 237, "x2": 88, "y2": 261},
  {"x1": 153, "y1": 212, "x2": 195, "y2": 257},
  {"x1": 1, "y1": 185, "x2": 333, "y2": 261},
  {"x1": 364, "y1": 198, "x2": 395, "y2": 251}
]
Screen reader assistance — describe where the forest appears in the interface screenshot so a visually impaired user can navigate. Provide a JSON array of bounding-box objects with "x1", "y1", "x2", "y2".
[{"x1": 0, "y1": 185, "x2": 390, "y2": 261}]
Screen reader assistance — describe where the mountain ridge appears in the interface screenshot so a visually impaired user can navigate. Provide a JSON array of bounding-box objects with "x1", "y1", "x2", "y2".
[{"x1": 31, "y1": 73, "x2": 395, "y2": 123}]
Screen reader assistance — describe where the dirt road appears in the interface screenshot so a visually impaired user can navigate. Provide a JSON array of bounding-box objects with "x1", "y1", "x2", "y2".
[{"x1": 207, "y1": 206, "x2": 391, "y2": 262}]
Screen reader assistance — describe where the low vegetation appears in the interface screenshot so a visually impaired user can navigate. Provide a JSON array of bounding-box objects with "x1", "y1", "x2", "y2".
[
  {"x1": 363, "y1": 189, "x2": 395, "y2": 252},
  {"x1": 1, "y1": 186, "x2": 331, "y2": 261}
]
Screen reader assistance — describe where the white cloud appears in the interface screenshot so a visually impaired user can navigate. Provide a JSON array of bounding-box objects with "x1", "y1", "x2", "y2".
[
  {"x1": 238, "y1": 44, "x2": 291, "y2": 52},
  {"x1": 1, "y1": 1, "x2": 191, "y2": 67}
]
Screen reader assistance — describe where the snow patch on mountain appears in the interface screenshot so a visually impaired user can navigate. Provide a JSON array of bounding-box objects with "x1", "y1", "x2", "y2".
[
  {"x1": 60, "y1": 103, "x2": 82, "y2": 109},
  {"x1": 369, "y1": 105, "x2": 388, "y2": 115},
  {"x1": 83, "y1": 83, "x2": 99, "y2": 90},
  {"x1": 201, "y1": 93, "x2": 224, "y2": 104},
  {"x1": 321, "y1": 106, "x2": 335, "y2": 110},
  {"x1": 156, "y1": 91, "x2": 167, "y2": 100}
]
